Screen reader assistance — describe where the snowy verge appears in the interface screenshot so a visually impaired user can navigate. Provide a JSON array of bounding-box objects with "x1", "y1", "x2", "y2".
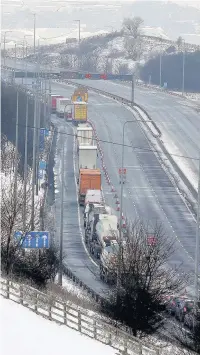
[{"x1": 0, "y1": 297, "x2": 118, "y2": 355}]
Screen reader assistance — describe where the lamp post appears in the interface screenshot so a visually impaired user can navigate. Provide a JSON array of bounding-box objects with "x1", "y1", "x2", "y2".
[
  {"x1": 22, "y1": 35, "x2": 32, "y2": 84},
  {"x1": 33, "y1": 13, "x2": 36, "y2": 55},
  {"x1": 159, "y1": 52, "x2": 162, "y2": 88},
  {"x1": 182, "y1": 39, "x2": 186, "y2": 96},
  {"x1": 194, "y1": 154, "x2": 200, "y2": 306},
  {"x1": 74, "y1": 20, "x2": 81, "y2": 43},
  {"x1": 58, "y1": 133, "x2": 65, "y2": 286},
  {"x1": 117, "y1": 119, "x2": 153, "y2": 291}
]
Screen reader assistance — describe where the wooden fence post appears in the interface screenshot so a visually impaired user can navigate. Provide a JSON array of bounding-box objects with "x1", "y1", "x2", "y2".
[
  {"x1": 123, "y1": 338, "x2": 128, "y2": 355},
  {"x1": 35, "y1": 291, "x2": 38, "y2": 314},
  {"x1": 78, "y1": 311, "x2": 81, "y2": 332},
  {"x1": 48, "y1": 304, "x2": 52, "y2": 320},
  {"x1": 6, "y1": 280, "x2": 9, "y2": 299},
  {"x1": 64, "y1": 304, "x2": 67, "y2": 325},
  {"x1": 139, "y1": 343, "x2": 142, "y2": 354},
  {"x1": 107, "y1": 329, "x2": 112, "y2": 346},
  {"x1": 93, "y1": 320, "x2": 97, "y2": 340},
  {"x1": 19, "y1": 285, "x2": 23, "y2": 305}
]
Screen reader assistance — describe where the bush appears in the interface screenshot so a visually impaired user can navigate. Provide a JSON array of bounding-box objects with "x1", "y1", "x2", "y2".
[{"x1": 1, "y1": 240, "x2": 60, "y2": 287}]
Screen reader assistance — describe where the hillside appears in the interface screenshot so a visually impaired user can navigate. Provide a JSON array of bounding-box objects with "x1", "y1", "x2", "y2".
[
  {"x1": 8, "y1": 30, "x2": 199, "y2": 76},
  {"x1": 1, "y1": 297, "x2": 117, "y2": 355}
]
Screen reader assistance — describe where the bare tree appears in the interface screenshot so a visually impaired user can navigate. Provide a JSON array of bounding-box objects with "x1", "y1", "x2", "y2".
[
  {"x1": 177, "y1": 36, "x2": 183, "y2": 50},
  {"x1": 1, "y1": 136, "x2": 60, "y2": 286},
  {"x1": 123, "y1": 17, "x2": 144, "y2": 60},
  {"x1": 123, "y1": 17, "x2": 144, "y2": 39},
  {"x1": 101, "y1": 220, "x2": 188, "y2": 337},
  {"x1": 1, "y1": 137, "x2": 40, "y2": 274}
]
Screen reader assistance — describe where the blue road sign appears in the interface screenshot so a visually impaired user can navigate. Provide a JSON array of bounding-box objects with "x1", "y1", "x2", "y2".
[
  {"x1": 14, "y1": 231, "x2": 23, "y2": 239},
  {"x1": 44, "y1": 129, "x2": 49, "y2": 137},
  {"x1": 39, "y1": 161, "x2": 46, "y2": 170},
  {"x1": 14, "y1": 231, "x2": 50, "y2": 249},
  {"x1": 76, "y1": 95, "x2": 82, "y2": 101}
]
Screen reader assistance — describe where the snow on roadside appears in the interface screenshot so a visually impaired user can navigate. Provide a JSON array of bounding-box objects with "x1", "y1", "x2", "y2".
[
  {"x1": 161, "y1": 131, "x2": 198, "y2": 192},
  {"x1": 0, "y1": 297, "x2": 118, "y2": 355}
]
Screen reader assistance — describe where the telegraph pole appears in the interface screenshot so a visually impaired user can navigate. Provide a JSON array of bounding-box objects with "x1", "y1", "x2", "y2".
[
  {"x1": 182, "y1": 45, "x2": 185, "y2": 96},
  {"x1": 131, "y1": 73, "x2": 135, "y2": 104},
  {"x1": 194, "y1": 154, "x2": 200, "y2": 306},
  {"x1": 36, "y1": 43, "x2": 41, "y2": 196},
  {"x1": 14, "y1": 91, "x2": 19, "y2": 213},
  {"x1": 58, "y1": 137, "x2": 64, "y2": 286},
  {"x1": 13, "y1": 43, "x2": 17, "y2": 83},
  {"x1": 31, "y1": 86, "x2": 37, "y2": 230},
  {"x1": 159, "y1": 52, "x2": 162, "y2": 87},
  {"x1": 23, "y1": 95, "x2": 29, "y2": 231},
  {"x1": 33, "y1": 13, "x2": 36, "y2": 56}
]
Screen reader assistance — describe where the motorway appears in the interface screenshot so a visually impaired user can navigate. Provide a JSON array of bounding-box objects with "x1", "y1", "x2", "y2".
[
  {"x1": 70, "y1": 79, "x2": 200, "y2": 192},
  {"x1": 38, "y1": 79, "x2": 198, "y2": 283},
  {"x1": 6, "y1": 72, "x2": 198, "y2": 294},
  {"x1": 4, "y1": 58, "x2": 200, "y2": 192}
]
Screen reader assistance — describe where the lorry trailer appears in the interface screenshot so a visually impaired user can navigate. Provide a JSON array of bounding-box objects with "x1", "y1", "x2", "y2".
[
  {"x1": 79, "y1": 169, "x2": 101, "y2": 205},
  {"x1": 51, "y1": 95, "x2": 63, "y2": 113},
  {"x1": 78, "y1": 146, "x2": 97, "y2": 170},
  {"x1": 77, "y1": 125, "x2": 93, "y2": 147},
  {"x1": 56, "y1": 97, "x2": 72, "y2": 119}
]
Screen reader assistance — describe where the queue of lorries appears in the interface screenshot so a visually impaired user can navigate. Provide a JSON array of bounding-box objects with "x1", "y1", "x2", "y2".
[
  {"x1": 51, "y1": 87, "x2": 120, "y2": 284},
  {"x1": 51, "y1": 88, "x2": 199, "y2": 329}
]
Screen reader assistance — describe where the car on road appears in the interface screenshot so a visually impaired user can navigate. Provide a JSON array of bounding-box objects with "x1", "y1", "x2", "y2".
[
  {"x1": 166, "y1": 296, "x2": 188, "y2": 316},
  {"x1": 175, "y1": 299, "x2": 194, "y2": 322}
]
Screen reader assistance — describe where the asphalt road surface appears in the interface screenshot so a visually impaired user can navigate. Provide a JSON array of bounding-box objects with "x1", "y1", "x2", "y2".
[
  {"x1": 47, "y1": 80, "x2": 197, "y2": 289},
  {"x1": 5, "y1": 75, "x2": 198, "y2": 296},
  {"x1": 70, "y1": 78, "x2": 200, "y2": 191}
]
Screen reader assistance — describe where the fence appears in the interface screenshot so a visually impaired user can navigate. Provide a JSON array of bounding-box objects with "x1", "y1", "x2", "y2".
[{"x1": 1, "y1": 278, "x2": 160, "y2": 355}]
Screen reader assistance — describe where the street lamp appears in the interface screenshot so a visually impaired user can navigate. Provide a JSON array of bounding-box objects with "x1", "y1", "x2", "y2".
[
  {"x1": 74, "y1": 20, "x2": 81, "y2": 43},
  {"x1": 182, "y1": 39, "x2": 186, "y2": 96},
  {"x1": 195, "y1": 153, "x2": 200, "y2": 307},
  {"x1": 159, "y1": 52, "x2": 162, "y2": 88},
  {"x1": 33, "y1": 13, "x2": 36, "y2": 55},
  {"x1": 117, "y1": 119, "x2": 153, "y2": 291},
  {"x1": 58, "y1": 132, "x2": 65, "y2": 286},
  {"x1": 3, "y1": 30, "x2": 13, "y2": 66}
]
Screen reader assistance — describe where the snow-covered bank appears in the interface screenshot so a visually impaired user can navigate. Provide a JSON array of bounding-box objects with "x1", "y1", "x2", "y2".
[{"x1": 0, "y1": 297, "x2": 118, "y2": 355}]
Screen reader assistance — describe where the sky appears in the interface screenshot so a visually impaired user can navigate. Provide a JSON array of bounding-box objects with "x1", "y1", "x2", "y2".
[{"x1": 1, "y1": 0, "x2": 200, "y2": 46}]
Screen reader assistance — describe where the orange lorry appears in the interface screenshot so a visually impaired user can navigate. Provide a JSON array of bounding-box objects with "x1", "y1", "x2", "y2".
[{"x1": 79, "y1": 169, "x2": 101, "y2": 205}]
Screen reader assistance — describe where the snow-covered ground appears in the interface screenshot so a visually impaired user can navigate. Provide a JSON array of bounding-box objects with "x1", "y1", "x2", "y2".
[{"x1": 0, "y1": 297, "x2": 118, "y2": 355}]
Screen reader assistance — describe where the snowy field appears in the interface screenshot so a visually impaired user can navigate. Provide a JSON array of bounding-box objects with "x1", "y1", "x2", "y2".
[{"x1": 0, "y1": 297, "x2": 118, "y2": 355}]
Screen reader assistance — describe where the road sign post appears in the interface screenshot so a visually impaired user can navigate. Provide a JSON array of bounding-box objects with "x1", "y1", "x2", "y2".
[{"x1": 119, "y1": 168, "x2": 126, "y2": 184}]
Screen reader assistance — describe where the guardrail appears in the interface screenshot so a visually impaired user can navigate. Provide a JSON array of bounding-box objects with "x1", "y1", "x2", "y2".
[{"x1": 0, "y1": 278, "x2": 161, "y2": 355}]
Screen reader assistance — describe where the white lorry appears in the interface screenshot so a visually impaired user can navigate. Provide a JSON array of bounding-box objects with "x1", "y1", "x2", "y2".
[
  {"x1": 78, "y1": 146, "x2": 97, "y2": 170},
  {"x1": 77, "y1": 125, "x2": 93, "y2": 147},
  {"x1": 85, "y1": 189, "x2": 103, "y2": 206},
  {"x1": 88, "y1": 214, "x2": 119, "y2": 258},
  {"x1": 56, "y1": 98, "x2": 72, "y2": 119}
]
